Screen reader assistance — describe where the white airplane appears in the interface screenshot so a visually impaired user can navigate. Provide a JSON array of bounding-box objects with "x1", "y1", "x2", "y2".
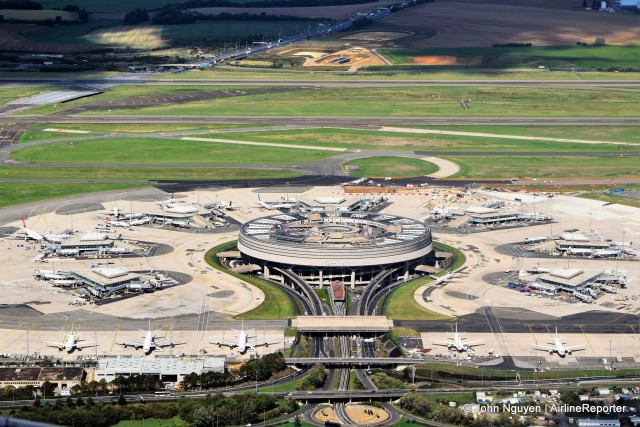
[
  {"x1": 206, "y1": 199, "x2": 237, "y2": 211},
  {"x1": 432, "y1": 323, "x2": 483, "y2": 352},
  {"x1": 45, "y1": 324, "x2": 96, "y2": 353},
  {"x1": 257, "y1": 194, "x2": 296, "y2": 210},
  {"x1": 429, "y1": 269, "x2": 457, "y2": 285},
  {"x1": 20, "y1": 218, "x2": 70, "y2": 243},
  {"x1": 533, "y1": 328, "x2": 585, "y2": 357},
  {"x1": 106, "y1": 218, "x2": 130, "y2": 228},
  {"x1": 158, "y1": 195, "x2": 198, "y2": 214},
  {"x1": 116, "y1": 321, "x2": 184, "y2": 355},
  {"x1": 211, "y1": 322, "x2": 277, "y2": 354}
]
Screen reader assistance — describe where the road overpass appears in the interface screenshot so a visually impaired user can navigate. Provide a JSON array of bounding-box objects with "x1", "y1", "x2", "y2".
[{"x1": 285, "y1": 357, "x2": 424, "y2": 366}]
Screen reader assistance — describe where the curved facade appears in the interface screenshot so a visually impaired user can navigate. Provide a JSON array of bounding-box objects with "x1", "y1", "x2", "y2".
[{"x1": 237, "y1": 212, "x2": 433, "y2": 286}]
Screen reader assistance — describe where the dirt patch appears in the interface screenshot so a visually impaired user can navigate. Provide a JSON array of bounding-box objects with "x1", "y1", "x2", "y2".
[
  {"x1": 314, "y1": 406, "x2": 339, "y2": 423},
  {"x1": 342, "y1": 31, "x2": 409, "y2": 41},
  {"x1": 291, "y1": 51, "x2": 328, "y2": 58},
  {"x1": 0, "y1": 23, "x2": 96, "y2": 53},
  {"x1": 344, "y1": 404, "x2": 390, "y2": 424},
  {"x1": 308, "y1": 47, "x2": 385, "y2": 69},
  {"x1": 372, "y1": 1, "x2": 640, "y2": 47}
]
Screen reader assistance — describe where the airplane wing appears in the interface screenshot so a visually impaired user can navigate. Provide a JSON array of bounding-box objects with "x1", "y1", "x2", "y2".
[
  {"x1": 117, "y1": 339, "x2": 145, "y2": 347},
  {"x1": 431, "y1": 340, "x2": 452, "y2": 347},
  {"x1": 44, "y1": 341, "x2": 66, "y2": 348},
  {"x1": 155, "y1": 340, "x2": 186, "y2": 348},
  {"x1": 465, "y1": 340, "x2": 484, "y2": 347},
  {"x1": 564, "y1": 345, "x2": 586, "y2": 352},
  {"x1": 211, "y1": 339, "x2": 238, "y2": 348},
  {"x1": 532, "y1": 344, "x2": 556, "y2": 351}
]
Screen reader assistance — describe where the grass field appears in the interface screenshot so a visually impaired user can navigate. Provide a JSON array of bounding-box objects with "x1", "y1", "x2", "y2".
[
  {"x1": 419, "y1": 392, "x2": 475, "y2": 406},
  {"x1": 0, "y1": 9, "x2": 79, "y2": 21},
  {"x1": 155, "y1": 68, "x2": 640, "y2": 81},
  {"x1": 112, "y1": 416, "x2": 186, "y2": 427},
  {"x1": 378, "y1": 46, "x2": 640, "y2": 69},
  {"x1": 202, "y1": 127, "x2": 640, "y2": 152},
  {"x1": 0, "y1": 183, "x2": 143, "y2": 209},
  {"x1": 0, "y1": 166, "x2": 301, "y2": 181},
  {"x1": 25, "y1": 21, "x2": 122, "y2": 46},
  {"x1": 0, "y1": 87, "x2": 52, "y2": 104},
  {"x1": 578, "y1": 191, "x2": 640, "y2": 209},
  {"x1": 88, "y1": 86, "x2": 640, "y2": 117},
  {"x1": 446, "y1": 155, "x2": 640, "y2": 179},
  {"x1": 10, "y1": 138, "x2": 337, "y2": 164},
  {"x1": 382, "y1": 276, "x2": 453, "y2": 321},
  {"x1": 19, "y1": 124, "x2": 256, "y2": 143},
  {"x1": 205, "y1": 243, "x2": 300, "y2": 319},
  {"x1": 344, "y1": 156, "x2": 438, "y2": 178}
]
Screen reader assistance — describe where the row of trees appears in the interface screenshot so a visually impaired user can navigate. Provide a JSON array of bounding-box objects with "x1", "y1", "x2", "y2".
[
  {"x1": 295, "y1": 364, "x2": 326, "y2": 390},
  {"x1": 0, "y1": 0, "x2": 41, "y2": 9},
  {"x1": 399, "y1": 393, "x2": 534, "y2": 427},
  {"x1": 135, "y1": 6, "x2": 330, "y2": 25},
  {"x1": 176, "y1": 0, "x2": 371, "y2": 9}
]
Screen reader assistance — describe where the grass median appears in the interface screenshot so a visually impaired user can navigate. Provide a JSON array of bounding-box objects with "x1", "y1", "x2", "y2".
[
  {"x1": 0, "y1": 182, "x2": 144, "y2": 209},
  {"x1": 10, "y1": 137, "x2": 337, "y2": 164},
  {"x1": 205, "y1": 242, "x2": 300, "y2": 320},
  {"x1": 344, "y1": 156, "x2": 438, "y2": 178}
]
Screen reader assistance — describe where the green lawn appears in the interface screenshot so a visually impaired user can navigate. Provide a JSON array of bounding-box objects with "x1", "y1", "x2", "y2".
[
  {"x1": 0, "y1": 183, "x2": 143, "y2": 208},
  {"x1": 382, "y1": 276, "x2": 453, "y2": 321},
  {"x1": 419, "y1": 392, "x2": 475, "y2": 406},
  {"x1": 446, "y1": 155, "x2": 640, "y2": 179},
  {"x1": 0, "y1": 166, "x2": 301, "y2": 181},
  {"x1": 0, "y1": 87, "x2": 52, "y2": 104},
  {"x1": 112, "y1": 416, "x2": 186, "y2": 427},
  {"x1": 378, "y1": 45, "x2": 640, "y2": 68},
  {"x1": 205, "y1": 243, "x2": 300, "y2": 319},
  {"x1": 83, "y1": 86, "x2": 640, "y2": 117},
  {"x1": 10, "y1": 138, "x2": 337, "y2": 164},
  {"x1": 343, "y1": 156, "x2": 438, "y2": 178}
]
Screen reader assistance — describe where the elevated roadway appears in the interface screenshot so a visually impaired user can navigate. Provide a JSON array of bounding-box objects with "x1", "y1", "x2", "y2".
[{"x1": 286, "y1": 357, "x2": 424, "y2": 366}]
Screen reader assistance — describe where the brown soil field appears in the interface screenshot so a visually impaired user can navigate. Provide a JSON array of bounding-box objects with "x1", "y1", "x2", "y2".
[
  {"x1": 377, "y1": 1, "x2": 640, "y2": 47},
  {"x1": 342, "y1": 31, "x2": 410, "y2": 41},
  {"x1": 314, "y1": 406, "x2": 339, "y2": 423},
  {"x1": 411, "y1": 56, "x2": 481, "y2": 65},
  {"x1": 188, "y1": 2, "x2": 390, "y2": 19},
  {"x1": 0, "y1": 24, "x2": 95, "y2": 53},
  {"x1": 310, "y1": 47, "x2": 385, "y2": 69}
]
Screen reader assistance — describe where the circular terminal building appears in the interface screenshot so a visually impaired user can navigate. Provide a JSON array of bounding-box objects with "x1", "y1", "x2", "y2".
[{"x1": 237, "y1": 212, "x2": 434, "y2": 287}]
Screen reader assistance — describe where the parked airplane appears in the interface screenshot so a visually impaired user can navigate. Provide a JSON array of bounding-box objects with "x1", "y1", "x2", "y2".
[
  {"x1": 432, "y1": 323, "x2": 483, "y2": 352},
  {"x1": 206, "y1": 199, "x2": 237, "y2": 211},
  {"x1": 212, "y1": 322, "x2": 277, "y2": 354},
  {"x1": 158, "y1": 195, "x2": 198, "y2": 214},
  {"x1": 532, "y1": 328, "x2": 585, "y2": 357},
  {"x1": 45, "y1": 324, "x2": 96, "y2": 353},
  {"x1": 20, "y1": 218, "x2": 70, "y2": 243},
  {"x1": 116, "y1": 321, "x2": 184, "y2": 355},
  {"x1": 257, "y1": 195, "x2": 296, "y2": 210}
]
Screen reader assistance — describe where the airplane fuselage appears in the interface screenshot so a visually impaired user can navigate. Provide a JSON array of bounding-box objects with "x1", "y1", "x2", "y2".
[{"x1": 238, "y1": 330, "x2": 248, "y2": 353}]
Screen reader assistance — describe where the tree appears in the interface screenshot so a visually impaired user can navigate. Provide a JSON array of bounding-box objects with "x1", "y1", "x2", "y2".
[
  {"x1": 593, "y1": 37, "x2": 606, "y2": 46},
  {"x1": 117, "y1": 395, "x2": 127, "y2": 406},
  {"x1": 86, "y1": 397, "x2": 95, "y2": 407},
  {"x1": 582, "y1": 0, "x2": 587, "y2": 6}
]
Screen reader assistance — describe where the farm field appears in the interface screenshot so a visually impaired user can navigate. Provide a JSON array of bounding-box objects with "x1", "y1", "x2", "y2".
[
  {"x1": 375, "y1": 0, "x2": 640, "y2": 47},
  {"x1": 0, "y1": 166, "x2": 301, "y2": 181},
  {"x1": 0, "y1": 182, "x2": 142, "y2": 208},
  {"x1": 343, "y1": 156, "x2": 438, "y2": 178},
  {"x1": 378, "y1": 46, "x2": 640, "y2": 69},
  {"x1": 83, "y1": 86, "x2": 640, "y2": 117},
  {"x1": 212, "y1": 128, "x2": 640, "y2": 152},
  {"x1": 0, "y1": 10, "x2": 79, "y2": 21},
  {"x1": 447, "y1": 155, "x2": 640, "y2": 179},
  {"x1": 88, "y1": 21, "x2": 321, "y2": 49},
  {"x1": 10, "y1": 137, "x2": 337, "y2": 164}
]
